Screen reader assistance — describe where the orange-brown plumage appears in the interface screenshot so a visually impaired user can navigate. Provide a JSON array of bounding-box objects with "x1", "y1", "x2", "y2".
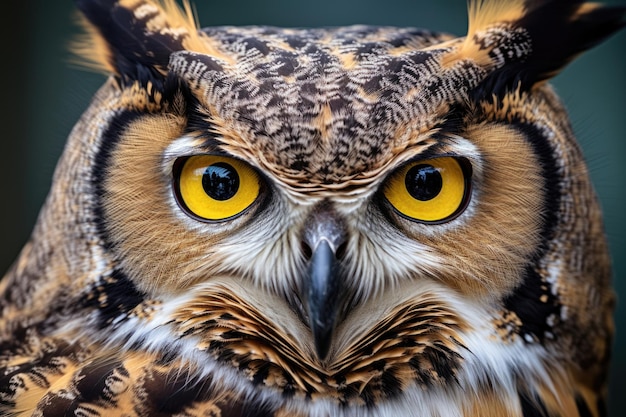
[{"x1": 1, "y1": 0, "x2": 622, "y2": 416}]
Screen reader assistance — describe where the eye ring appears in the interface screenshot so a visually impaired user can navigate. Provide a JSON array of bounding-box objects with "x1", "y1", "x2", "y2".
[
  {"x1": 383, "y1": 157, "x2": 472, "y2": 224},
  {"x1": 173, "y1": 155, "x2": 261, "y2": 222}
]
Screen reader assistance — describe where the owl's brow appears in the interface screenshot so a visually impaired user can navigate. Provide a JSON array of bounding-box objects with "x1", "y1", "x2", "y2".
[
  {"x1": 385, "y1": 134, "x2": 481, "y2": 168},
  {"x1": 161, "y1": 134, "x2": 227, "y2": 174},
  {"x1": 163, "y1": 134, "x2": 228, "y2": 158},
  {"x1": 161, "y1": 130, "x2": 480, "y2": 178}
]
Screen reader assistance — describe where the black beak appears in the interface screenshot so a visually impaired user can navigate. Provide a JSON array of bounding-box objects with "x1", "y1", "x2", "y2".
[
  {"x1": 307, "y1": 239, "x2": 341, "y2": 359},
  {"x1": 301, "y1": 203, "x2": 347, "y2": 360}
]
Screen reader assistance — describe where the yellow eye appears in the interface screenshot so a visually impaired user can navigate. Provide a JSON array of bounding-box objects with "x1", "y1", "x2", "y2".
[
  {"x1": 175, "y1": 155, "x2": 261, "y2": 221},
  {"x1": 383, "y1": 157, "x2": 471, "y2": 223}
]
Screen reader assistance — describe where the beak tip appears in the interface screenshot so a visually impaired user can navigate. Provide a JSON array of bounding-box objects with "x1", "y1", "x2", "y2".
[
  {"x1": 306, "y1": 239, "x2": 340, "y2": 361},
  {"x1": 311, "y1": 322, "x2": 333, "y2": 360}
]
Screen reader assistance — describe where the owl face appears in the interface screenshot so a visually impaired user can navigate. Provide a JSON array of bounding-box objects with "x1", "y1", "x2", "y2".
[
  {"x1": 0, "y1": 0, "x2": 621, "y2": 416},
  {"x1": 105, "y1": 27, "x2": 544, "y2": 296},
  {"x1": 101, "y1": 26, "x2": 548, "y2": 363}
]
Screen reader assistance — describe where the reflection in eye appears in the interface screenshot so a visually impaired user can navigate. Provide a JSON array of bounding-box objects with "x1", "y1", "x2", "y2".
[
  {"x1": 175, "y1": 155, "x2": 261, "y2": 221},
  {"x1": 383, "y1": 157, "x2": 471, "y2": 223}
]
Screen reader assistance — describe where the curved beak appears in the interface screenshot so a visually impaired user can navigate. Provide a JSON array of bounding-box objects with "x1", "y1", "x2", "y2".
[
  {"x1": 306, "y1": 239, "x2": 341, "y2": 359},
  {"x1": 301, "y1": 203, "x2": 347, "y2": 360}
]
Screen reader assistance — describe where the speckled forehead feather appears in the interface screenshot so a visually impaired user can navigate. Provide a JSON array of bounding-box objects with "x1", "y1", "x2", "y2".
[
  {"x1": 169, "y1": 26, "x2": 486, "y2": 184},
  {"x1": 75, "y1": 0, "x2": 623, "y2": 188}
]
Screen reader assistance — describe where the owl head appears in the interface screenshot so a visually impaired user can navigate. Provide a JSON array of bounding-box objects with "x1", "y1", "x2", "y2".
[{"x1": 1, "y1": 0, "x2": 623, "y2": 415}]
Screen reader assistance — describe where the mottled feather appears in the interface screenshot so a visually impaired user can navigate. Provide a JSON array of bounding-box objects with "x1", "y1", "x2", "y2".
[{"x1": 1, "y1": 0, "x2": 622, "y2": 416}]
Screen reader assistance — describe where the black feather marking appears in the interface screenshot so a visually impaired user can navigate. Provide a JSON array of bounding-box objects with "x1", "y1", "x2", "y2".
[
  {"x1": 141, "y1": 363, "x2": 276, "y2": 417},
  {"x1": 514, "y1": 121, "x2": 561, "y2": 248},
  {"x1": 596, "y1": 396, "x2": 608, "y2": 417},
  {"x1": 141, "y1": 368, "x2": 212, "y2": 416},
  {"x1": 575, "y1": 394, "x2": 594, "y2": 417},
  {"x1": 73, "y1": 361, "x2": 124, "y2": 403},
  {"x1": 517, "y1": 0, "x2": 626, "y2": 82},
  {"x1": 519, "y1": 391, "x2": 549, "y2": 417},
  {"x1": 79, "y1": 110, "x2": 150, "y2": 329},
  {"x1": 75, "y1": 0, "x2": 190, "y2": 84},
  {"x1": 91, "y1": 74, "x2": 185, "y2": 247},
  {"x1": 36, "y1": 395, "x2": 75, "y2": 417},
  {"x1": 501, "y1": 121, "x2": 562, "y2": 342},
  {"x1": 91, "y1": 109, "x2": 146, "y2": 254},
  {"x1": 80, "y1": 269, "x2": 145, "y2": 329},
  {"x1": 0, "y1": 337, "x2": 79, "y2": 411},
  {"x1": 380, "y1": 369, "x2": 403, "y2": 398},
  {"x1": 473, "y1": 0, "x2": 626, "y2": 100},
  {"x1": 503, "y1": 266, "x2": 560, "y2": 343},
  {"x1": 219, "y1": 401, "x2": 275, "y2": 417}
]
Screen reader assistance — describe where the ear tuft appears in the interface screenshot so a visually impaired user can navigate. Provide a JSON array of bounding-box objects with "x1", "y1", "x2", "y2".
[
  {"x1": 72, "y1": 0, "x2": 213, "y2": 81},
  {"x1": 518, "y1": 1, "x2": 626, "y2": 82},
  {"x1": 447, "y1": 0, "x2": 625, "y2": 97},
  {"x1": 466, "y1": 0, "x2": 527, "y2": 47}
]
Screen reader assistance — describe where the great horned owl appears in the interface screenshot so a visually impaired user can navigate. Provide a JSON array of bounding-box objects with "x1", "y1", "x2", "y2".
[{"x1": 1, "y1": 0, "x2": 623, "y2": 416}]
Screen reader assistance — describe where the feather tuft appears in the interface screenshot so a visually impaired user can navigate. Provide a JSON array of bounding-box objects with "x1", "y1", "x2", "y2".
[
  {"x1": 443, "y1": 0, "x2": 626, "y2": 98},
  {"x1": 71, "y1": 0, "x2": 213, "y2": 77},
  {"x1": 466, "y1": 0, "x2": 526, "y2": 43}
]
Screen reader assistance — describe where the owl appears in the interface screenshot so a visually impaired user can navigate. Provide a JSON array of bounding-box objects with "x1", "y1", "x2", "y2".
[{"x1": 0, "y1": 0, "x2": 623, "y2": 416}]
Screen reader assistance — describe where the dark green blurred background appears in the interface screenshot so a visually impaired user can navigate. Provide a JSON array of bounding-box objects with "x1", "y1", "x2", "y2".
[{"x1": 0, "y1": 0, "x2": 624, "y2": 414}]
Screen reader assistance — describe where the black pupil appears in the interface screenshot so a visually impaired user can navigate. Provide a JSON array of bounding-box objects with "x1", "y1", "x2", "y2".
[
  {"x1": 405, "y1": 164, "x2": 443, "y2": 201},
  {"x1": 202, "y1": 162, "x2": 240, "y2": 201}
]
